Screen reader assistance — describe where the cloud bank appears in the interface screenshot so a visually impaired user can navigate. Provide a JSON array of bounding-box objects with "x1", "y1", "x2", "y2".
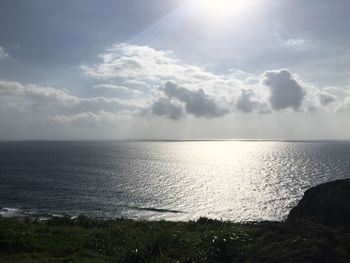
[
  {"x1": 0, "y1": 43, "x2": 348, "y2": 140},
  {"x1": 0, "y1": 80, "x2": 136, "y2": 125},
  {"x1": 0, "y1": 43, "x2": 346, "y2": 124},
  {"x1": 81, "y1": 43, "x2": 346, "y2": 121}
]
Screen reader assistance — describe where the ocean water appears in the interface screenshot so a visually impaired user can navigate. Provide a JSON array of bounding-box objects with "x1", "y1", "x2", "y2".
[{"x1": 0, "y1": 141, "x2": 349, "y2": 222}]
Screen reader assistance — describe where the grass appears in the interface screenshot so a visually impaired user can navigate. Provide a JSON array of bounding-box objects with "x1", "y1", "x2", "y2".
[{"x1": 0, "y1": 216, "x2": 349, "y2": 262}]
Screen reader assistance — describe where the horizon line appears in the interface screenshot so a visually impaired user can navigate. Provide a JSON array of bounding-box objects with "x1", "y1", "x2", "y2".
[{"x1": 1, "y1": 139, "x2": 350, "y2": 143}]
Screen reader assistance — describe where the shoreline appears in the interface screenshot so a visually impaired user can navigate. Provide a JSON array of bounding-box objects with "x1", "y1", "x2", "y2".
[
  {"x1": 1, "y1": 180, "x2": 349, "y2": 262},
  {"x1": 0, "y1": 206, "x2": 289, "y2": 223}
]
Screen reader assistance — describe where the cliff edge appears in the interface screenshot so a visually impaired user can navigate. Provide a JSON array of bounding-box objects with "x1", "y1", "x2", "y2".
[{"x1": 288, "y1": 179, "x2": 350, "y2": 227}]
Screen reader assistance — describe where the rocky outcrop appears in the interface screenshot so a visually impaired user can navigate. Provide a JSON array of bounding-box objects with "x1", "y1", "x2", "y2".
[{"x1": 287, "y1": 179, "x2": 350, "y2": 226}]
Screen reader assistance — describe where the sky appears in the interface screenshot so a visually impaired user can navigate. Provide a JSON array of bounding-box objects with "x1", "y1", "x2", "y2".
[{"x1": 0, "y1": 0, "x2": 349, "y2": 140}]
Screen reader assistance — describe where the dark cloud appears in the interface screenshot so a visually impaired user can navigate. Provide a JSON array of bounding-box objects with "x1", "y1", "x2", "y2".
[
  {"x1": 163, "y1": 82, "x2": 229, "y2": 118},
  {"x1": 236, "y1": 89, "x2": 269, "y2": 113},
  {"x1": 151, "y1": 97, "x2": 184, "y2": 120},
  {"x1": 263, "y1": 69, "x2": 306, "y2": 111}
]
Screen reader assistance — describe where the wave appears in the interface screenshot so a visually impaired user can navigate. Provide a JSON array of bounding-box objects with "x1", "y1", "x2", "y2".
[
  {"x1": 0, "y1": 207, "x2": 73, "y2": 220},
  {"x1": 125, "y1": 206, "x2": 185, "y2": 214}
]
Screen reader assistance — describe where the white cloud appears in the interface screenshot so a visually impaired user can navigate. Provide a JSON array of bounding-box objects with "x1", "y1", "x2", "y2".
[
  {"x1": 0, "y1": 80, "x2": 79, "y2": 113},
  {"x1": 0, "y1": 43, "x2": 346, "y2": 135},
  {"x1": 0, "y1": 46, "x2": 9, "y2": 60},
  {"x1": 82, "y1": 43, "x2": 186, "y2": 81},
  {"x1": 82, "y1": 43, "x2": 237, "y2": 98},
  {"x1": 93, "y1": 84, "x2": 144, "y2": 99},
  {"x1": 319, "y1": 92, "x2": 336, "y2": 106},
  {"x1": 0, "y1": 80, "x2": 137, "y2": 124},
  {"x1": 51, "y1": 110, "x2": 131, "y2": 126},
  {"x1": 285, "y1": 38, "x2": 313, "y2": 50},
  {"x1": 338, "y1": 96, "x2": 350, "y2": 112},
  {"x1": 81, "y1": 43, "x2": 346, "y2": 120}
]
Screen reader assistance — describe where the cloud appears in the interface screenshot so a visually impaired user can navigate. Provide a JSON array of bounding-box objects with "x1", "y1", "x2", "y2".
[
  {"x1": 151, "y1": 97, "x2": 184, "y2": 120},
  {"x1": 236, "y1": 89, "x2": 270, "y2": 113},
  {"x1": 162, "y1": 82, "x2": 230, "y2": 118},
  {"x1": 93, "y1": 84, "x2": 144, "y2": 99},
  {"x1": 82, "y1": 43, "x2": 229, "y2": 96},
  {"x1": 285, "y1": 39, "x2": 313, "y2": 50},
  {"x1": 0, "y1": 80, "x2": 136, "y2": 124},
  {"x1": 0, "y1": 80, "x2": 79, "y2": 110},
  {"x1": 0, "y1": 81, "x2": 142, "y2": 140},
  {"x1": 338, "y1": 96, "x2": 350, "y2": 112},
  {"x1": 1, "y1": 44, "x2": 343, "y2": 128},
  {"x1": 0, "y1": 46, "x2": 9, "y2": 60},
  {"x1": 82, "y1": 43, "x2": 346, "y2": 119},
  {"x1": 51, "y1": 110, "x2": 130, "y2": 126},
  {"x1": 0, "y1": 80, "x2": 139, "y2": 112},
  {"x1": 319, "y1": 92, "x2": 336, "y2": 106},
  {"x1": 82, "y1": 43, "x2": 185, "y2": 81},
  {"x1": 262, "y1": 69, "x2": 306, "y2": 111}
]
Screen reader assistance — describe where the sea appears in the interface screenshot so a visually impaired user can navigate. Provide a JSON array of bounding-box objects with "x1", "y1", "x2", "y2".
[{"x1": 0, "y1": 141, "x2": 349, "y2": 222}]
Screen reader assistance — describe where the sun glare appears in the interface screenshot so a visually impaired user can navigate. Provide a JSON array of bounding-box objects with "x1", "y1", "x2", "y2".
[{"x1": 189, "y1": 0, "x2": 259, "y2": 21}]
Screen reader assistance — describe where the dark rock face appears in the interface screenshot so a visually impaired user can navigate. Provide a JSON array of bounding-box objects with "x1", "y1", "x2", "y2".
[{"x1": 288, "y1": 179, "x2": 350, "y2": 227}]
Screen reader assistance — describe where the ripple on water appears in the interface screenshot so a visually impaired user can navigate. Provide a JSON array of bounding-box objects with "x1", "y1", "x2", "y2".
[{"x1": 0, "y1": 141, "x2": 349, "y2": 221}]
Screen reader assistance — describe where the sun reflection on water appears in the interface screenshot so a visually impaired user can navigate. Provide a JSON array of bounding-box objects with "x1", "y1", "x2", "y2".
[
  {"x1": 118, "y1": 141, "x2": 349, "y2": 221},
  {"x1": 1, "y1": 141, "x2": 349, "y2": 221}
]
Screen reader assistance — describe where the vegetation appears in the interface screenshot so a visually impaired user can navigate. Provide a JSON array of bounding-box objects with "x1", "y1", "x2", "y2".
[{"x1": 0, "y1": 216, "x2": 349, "y2": 263}]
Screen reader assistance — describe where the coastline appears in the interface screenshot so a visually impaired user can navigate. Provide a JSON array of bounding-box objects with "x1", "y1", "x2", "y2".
[{"x1": 1, "y1": 180, "x2": 349, "y2": 262}]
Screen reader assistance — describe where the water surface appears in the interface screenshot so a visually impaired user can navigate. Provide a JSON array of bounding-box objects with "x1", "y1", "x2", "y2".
[{"x1": 0, "y1": 141, "x2": 349, "y2": 221}]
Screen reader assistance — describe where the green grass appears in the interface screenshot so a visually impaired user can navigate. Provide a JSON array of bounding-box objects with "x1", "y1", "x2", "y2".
[{"x1": 0, "y1": 216, "x2": 349, "y2": 262}]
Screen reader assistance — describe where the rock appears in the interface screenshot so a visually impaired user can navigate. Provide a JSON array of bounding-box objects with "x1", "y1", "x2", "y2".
[{"x1": 287, "y1": 179, "x2": 350, "y2": 227}]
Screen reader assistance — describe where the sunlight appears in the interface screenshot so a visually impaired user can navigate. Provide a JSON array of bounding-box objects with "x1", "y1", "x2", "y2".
[{"x1": 190, "y1": 0, "x2": 259, "y2": 20}]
